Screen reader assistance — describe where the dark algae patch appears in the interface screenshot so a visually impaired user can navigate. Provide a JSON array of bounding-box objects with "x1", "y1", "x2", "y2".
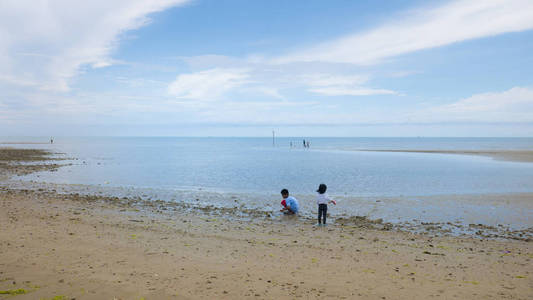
[
  {"x1": 335, "y1": 216, "x2": 394, "y2": 230},
  {"x1": 0, "y1": 148, "x2": 52, "y2": 162},
  {"x1": 0, "y1": 148, "x2": 68, "y2": 178}
]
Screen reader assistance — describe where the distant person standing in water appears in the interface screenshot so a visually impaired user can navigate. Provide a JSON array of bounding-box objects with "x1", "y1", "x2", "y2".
[
  {"x1": 303, "y1": 139, "x2": 306, "y2": 148},
  {"x1": 280, "y1": 189, "x2": 299, "y2": 215},
  {"x1": 315, "y1": 183, "x2": 336, "y2": 226},
  {"x1": 50, "y1": 137, "x2": 53, "y2": 144}
]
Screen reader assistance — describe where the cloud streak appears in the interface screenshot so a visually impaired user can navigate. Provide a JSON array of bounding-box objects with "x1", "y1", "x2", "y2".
[
  {"x1": 168, "y1": 68, "x2": 251, "y2": 100},
  {"x1": 300, "y1": 73, "x2": 396, "y2": 96},
  {"x1": 275, "y1": 0, "x2": 533, "y2": 65},
  {"x1": 0, "y1": 0, "x2": 190, "y2": 92},
  {"x1": 308, "y1": 87, "x2": 396, "y2": 96},
  {"x1": 187, "y1": 87, "x2": 533, "y2": 125},
  {"x1": 167, "y1": 0, "x2": 533, "y2": 100},
  {"x1": 422, "y1": 86, "x2": 533, "y2": 123}
]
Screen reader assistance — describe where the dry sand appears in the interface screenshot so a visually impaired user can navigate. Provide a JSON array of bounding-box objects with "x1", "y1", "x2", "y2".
[
  {"x1": 1, "y1": 148, "x2": 532, "y2": 299},
  {"x1": 358, "y1": 149, "x2": 533, "y2": 163}
]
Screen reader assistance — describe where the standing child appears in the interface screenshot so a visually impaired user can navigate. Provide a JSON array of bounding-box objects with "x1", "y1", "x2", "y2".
[{"x1": 316, "y1": 183, "x2": 336, "y2": 226}]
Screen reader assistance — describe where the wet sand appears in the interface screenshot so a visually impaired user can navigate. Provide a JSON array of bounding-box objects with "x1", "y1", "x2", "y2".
[
  {"x1": 358, "y1": 149, "x2": 533, "y2": 163},
  {"x1": 1, "y1": 148, "x2": 532, "y2": 299}
]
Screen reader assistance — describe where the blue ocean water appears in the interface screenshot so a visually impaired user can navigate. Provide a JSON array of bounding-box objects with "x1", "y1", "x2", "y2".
[{"x1": 5, "y1": 137, "x2": 533, "y2": 228}]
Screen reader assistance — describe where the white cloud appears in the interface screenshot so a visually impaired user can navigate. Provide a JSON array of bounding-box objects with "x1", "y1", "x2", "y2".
[
  {"x1": 275, "y1": 0, "x2": 533, "y2": 65},
  {"x1": 167, "y1": 64, "x2": 393, "y2": 99},
  {"x1": 309, "y1": 87, "x2": 396, "y2": 96},
  {"x1": 299, "y1": 73, "x2": 396, "y2": 96},
  {"x1": 0, "y1": 0, "x2": 190, "y2": 92},
  {"x1": 300, "y1": 73, "x2": 368, "y2": 87},
  {"x1": 422, "y1": 87, "x2": 533, "y2": 122},
  {"x1": 243, "y1": 86, "x2": 285, "y2": 100},
  {"x1": 168, "y1": 68, "x2": 251, "y2": 100},
  {"x1": 2, "y1": 0, "x2": 532, "y2": 136},
  {"x1": 198, "y1": 86, "x2": 533, "y2": 125},
  {"x1": 165, "y1": 0, "x2": 532, "y2": 100}
]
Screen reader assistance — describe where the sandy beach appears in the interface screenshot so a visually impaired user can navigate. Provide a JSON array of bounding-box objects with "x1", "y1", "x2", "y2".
[
  {"x1": 358, "y1": 149, "x2": 533, "y2": 163},
  {"x1": 1, "y1": 148, "x2": 532, "y2": 299}
]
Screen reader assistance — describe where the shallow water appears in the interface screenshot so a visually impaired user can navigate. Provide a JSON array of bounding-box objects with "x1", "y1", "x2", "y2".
[{"x1": 4, "y1": 137, "x2": 533, "y2": 229}]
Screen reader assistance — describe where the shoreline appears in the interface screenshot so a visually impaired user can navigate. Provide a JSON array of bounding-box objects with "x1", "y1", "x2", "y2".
[
  {"x1": 357, "y1": 149, "x2": 533, "y2": 163},
  {"x1": 1, "y1": 148, "x2": 532, "y2": 299},
  {"x1": 4, "y1": 179, "x2": 533, "y2": 242},
  {"x1": 2, "y1": 147, "x2": 532, "y2": 240}
]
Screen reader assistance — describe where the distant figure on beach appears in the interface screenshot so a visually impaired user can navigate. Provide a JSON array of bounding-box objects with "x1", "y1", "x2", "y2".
[
  {"x1": 306, "y1": 140, "x2": 310, "y2": 148},
  {"x1": 280, "y1": 189, "x2": 299, "y2": 215},
  {"x1": 315, "y1": 183, "x2": 336, "y2": 226},
  {"x1": 50, "y1": 137, "x2": 53, "y2": 144},
  {"x1": 290, "y1": 141, "x2": 293, "y2": 148},
  {"x1": 303, "y1": 139, "x2": 306, "y2": 148}
]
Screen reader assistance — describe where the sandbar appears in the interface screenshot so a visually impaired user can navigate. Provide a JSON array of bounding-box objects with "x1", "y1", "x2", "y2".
[{"x1": 358, "y1": 149, "x2": 533, "y2": 163}]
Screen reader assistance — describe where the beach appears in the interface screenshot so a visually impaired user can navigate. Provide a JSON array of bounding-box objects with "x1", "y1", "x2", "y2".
[
  {"x1": 1, "y1": 148, "x2": 532, "y2": 299},
  {"x1": 3, "y1": 0, "x2": 533, "y2": 298}
]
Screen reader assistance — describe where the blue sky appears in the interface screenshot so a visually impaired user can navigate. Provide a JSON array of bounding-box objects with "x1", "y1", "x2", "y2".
[{"x1": 1, "y1": 0, "x2": 533, "y2": 136}]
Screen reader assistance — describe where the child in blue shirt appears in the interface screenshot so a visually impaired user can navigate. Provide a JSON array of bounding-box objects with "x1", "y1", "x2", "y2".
[{"x1": 280, "y1": 189, "x2": 299, "y2": 214}]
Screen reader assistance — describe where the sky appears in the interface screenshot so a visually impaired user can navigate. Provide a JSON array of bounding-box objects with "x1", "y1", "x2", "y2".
[{"x1": 1, "y1": 0, "x2": 533, "y2": 137}]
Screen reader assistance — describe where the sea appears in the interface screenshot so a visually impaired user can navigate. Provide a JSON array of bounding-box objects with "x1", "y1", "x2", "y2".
[{"x1": 4, "y1": 137, "x2": 533, "y2": 230}]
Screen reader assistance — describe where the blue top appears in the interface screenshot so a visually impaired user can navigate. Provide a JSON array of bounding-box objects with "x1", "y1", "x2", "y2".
[{"x1": 285, "y1": 196, "x2": 299, "y2": 213}]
